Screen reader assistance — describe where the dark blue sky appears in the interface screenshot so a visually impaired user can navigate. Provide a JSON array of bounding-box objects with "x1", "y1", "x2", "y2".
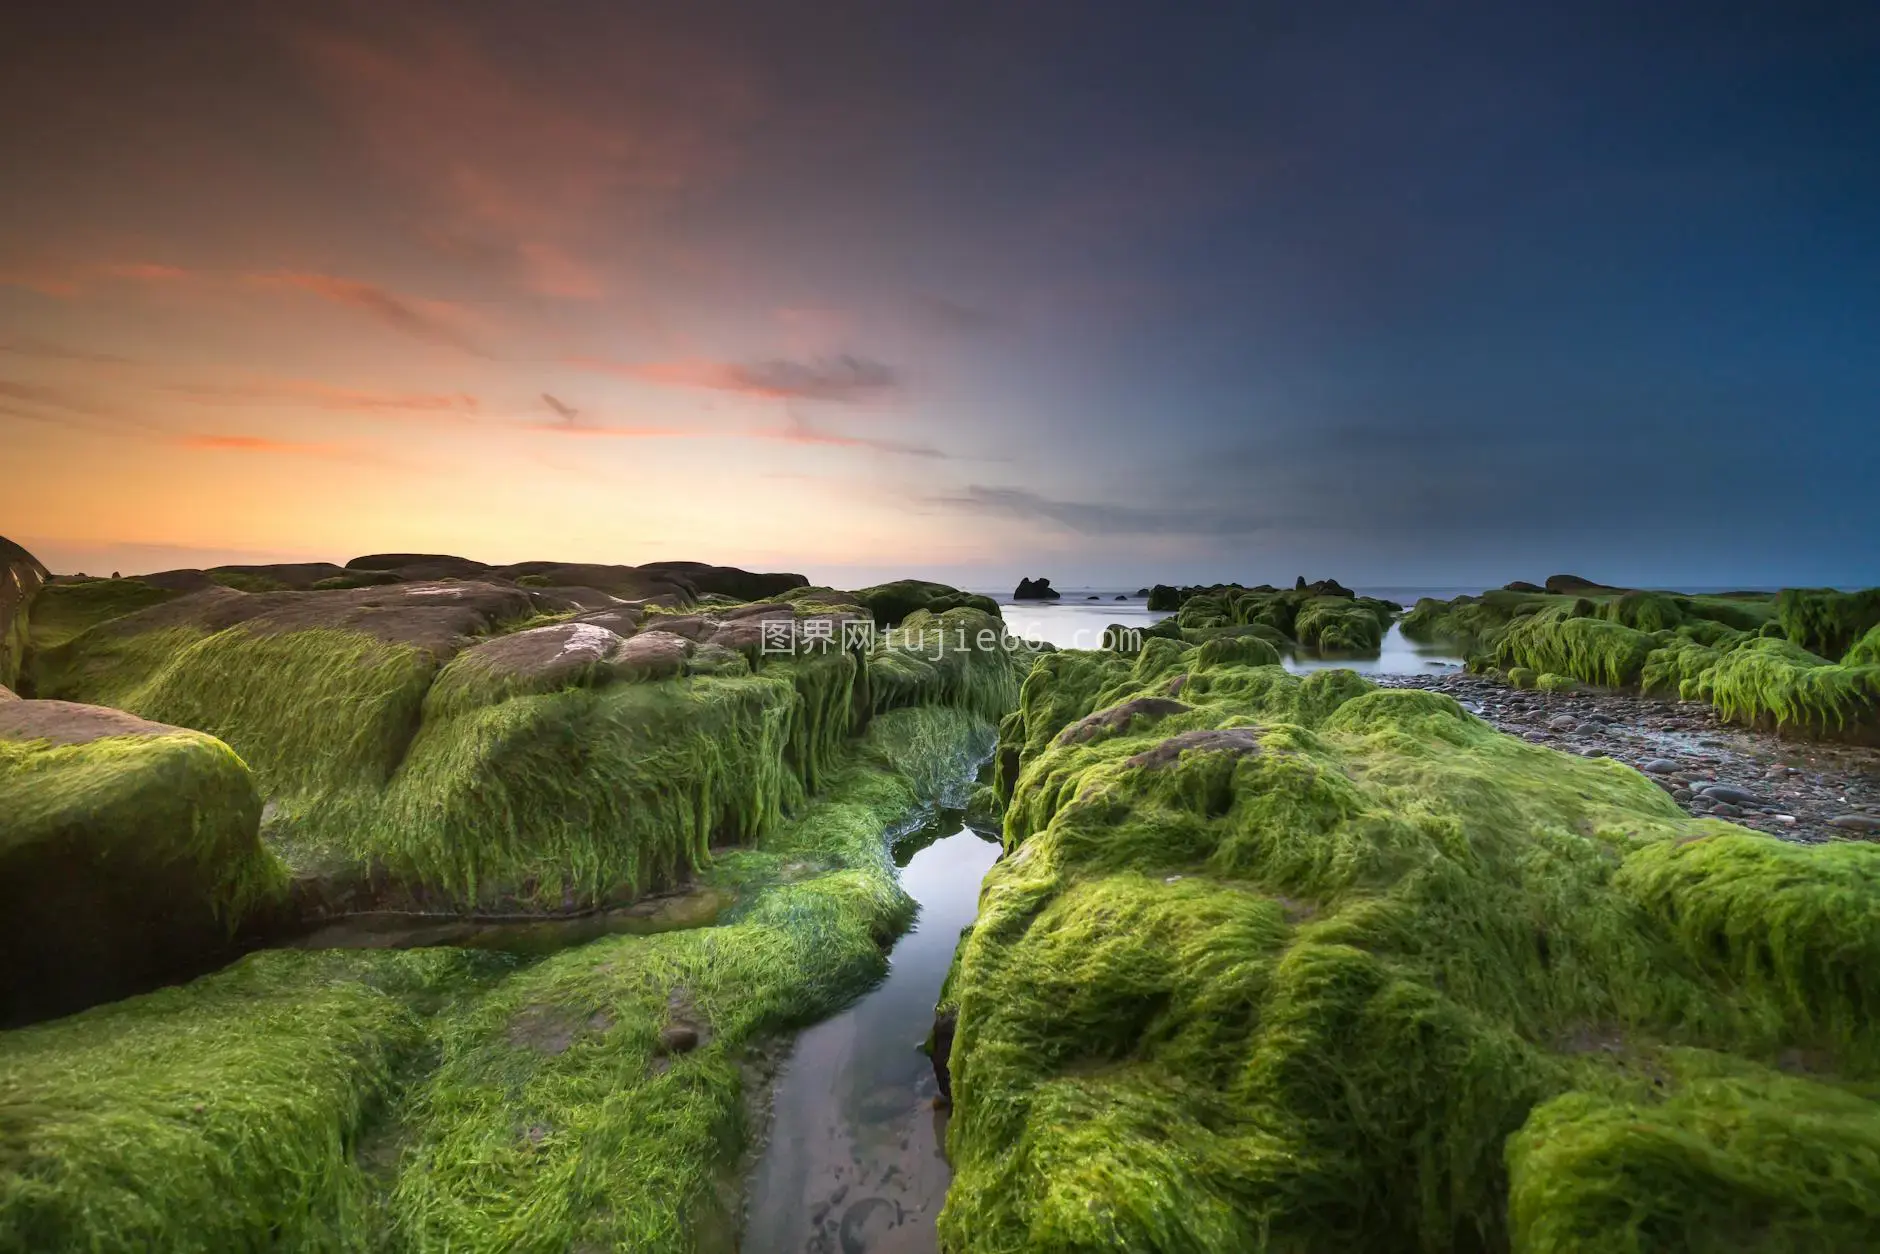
[{"x1": 3, "y1": 1, "x2": 1875, "y2": 587}]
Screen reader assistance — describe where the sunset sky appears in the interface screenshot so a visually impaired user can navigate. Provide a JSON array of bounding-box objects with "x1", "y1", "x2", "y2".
[{"x1": 3, "y1": 1, "x2": 1876, "y2": 589}]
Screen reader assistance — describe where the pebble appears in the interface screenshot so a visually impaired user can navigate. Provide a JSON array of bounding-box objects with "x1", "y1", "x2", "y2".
[
  {"x1": 1711, "y1": 802, "x2": 1744, "y2": 818},
  {"x1": 1830, "y1": 814, "x2": 1880, "y2": 834},
  {"x1": 658, "y1": 1025, "x2": 700, "y2": 1054},
  {"x1": 1641, "y1": 759, "x2": 1680, "y2": 775},
  {"x1": 1523, "y1": 731, "x2": 1550, "y2": 743},
  {"x1": 1548, "y1": 715, "x2": 1578, "y2": 732},
  {"x1": 1698, "y1": 784, "x2": 1762, "y2": 807}
]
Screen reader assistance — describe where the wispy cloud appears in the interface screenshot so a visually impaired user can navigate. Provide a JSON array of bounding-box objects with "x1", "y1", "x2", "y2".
[
  {"x1": 166, "y1": 377, "x2": 482, "y2": 415},
  {"x1": 572, "y1": 353, "x2": 900, "y2": 403},
  {"x1": 935, "y1": 485, "x2": 1273, "y2": 537},
  {"x1": 0, "y1": 337, "x2": 135, "y2": 365},
  {"x1": 179, "y1": 433, "x2": 337, "y2": 455},
  {"x1": 251, "y1": 271, "x2": 486, "y2": 354},
  {"x1": 293, "y1": 12, "x2": 754, "y2": 299},
  {"x1": 541, "y1": 393, "x2": 579, "y2": 422}
]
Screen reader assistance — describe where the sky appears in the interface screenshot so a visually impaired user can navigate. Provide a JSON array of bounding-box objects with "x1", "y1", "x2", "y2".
[{"x1": 2, "y1": 0, "x2": 1876, "y2": 591}]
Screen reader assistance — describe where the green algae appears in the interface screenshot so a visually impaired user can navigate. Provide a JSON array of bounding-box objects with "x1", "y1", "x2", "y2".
[
  {"x1": 1696, "y1": 637, "x2": 1880, "y2": 740},
  {"x1": 0, "y1": 947, "x2": 501, "y2": 1252},
  {"x1": 1847, "y1": 623, "x2": 1880, "y2": 667},
  {"x1": 1778, "y1": 588, "x2": 1880, "y2": 660},
  {"x1": 0, "y1": 729, "x2": 285, "y2": 924},
  {"x1": 850, "y1": 579, "x2": 1000, "y2": 626},
  {"x1": 1167, "y1": 585, "x2": 1396, "y2": 659},
  {"x1": 23, "y1": 588, "x2": 1026, "y2": 910},
  {"x1": 940, "y1": 641, "x2": 1880, "y2": 1252},
  {"x1": 0, "y1": 703, "x2": 1003, "y2": 1252},
  {"x1": 23, "y1": 578, "x2": 181, "y2": 655},
  {"x1": 1491, "y1": 613, "x2": 1657, "y2": 688},
  {"x1": 385, "y1": 705, "x2": 993, "y2": 1252}
]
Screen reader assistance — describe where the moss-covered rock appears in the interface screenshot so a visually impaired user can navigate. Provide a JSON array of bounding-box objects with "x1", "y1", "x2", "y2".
[
  {"x1": 20, "y1": 580, "x2": 1029, "y2": 914},
  {"x1": 1779, "y1": 587, "x2": 1880, "y2": 661},
  {"x1": 0, "y1": 699, "x2": 288, "y2": 1022},
  {"x1": 940, "y1": 643, "x2": 1880, "y2": 1251},
  {"x1": 0, "y1": 947, "x2": 499, "y2": 1250},
  {"x1": 851, "y1": 579, "x2": 1000, "y2": 626},
  {"x1": 1163, "y1": 582, "x2": 1397, "y2": 658}
]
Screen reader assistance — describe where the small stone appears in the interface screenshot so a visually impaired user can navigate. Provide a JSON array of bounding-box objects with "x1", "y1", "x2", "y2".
[
  {"x1": 1579, "y1": 747, "x2": 1607, "y2": 758},
  {"x1": 1699, "y1": 784, "x2": 1761, "y2": 807},
  {"x1": 1828, "y1": 814, "x2": 1880, "y2": 834},
  {"x1": 1641, "y1": 759, "x2": 1679, "y2": 775},
  {"x1": 1523, "y1": 731, "x2": 1550, "y2": 743},
  {"x1": 1688, "y1": 796, "x2": 1715, "y2": 812},
  {"x1": 658, "y1": 1025, "x2": 700, "y2": 1054},
  {"x1": 1710, "y1": 802, "x2": 1743, "y2": 818},
  {"x1": 1771, "y1": 814, "x2": 1797, "y2": 826},
  {"x1": 1672, "y1": 789, "x2": 1693, "y2": 802},
  {"x1": 1548, "y1": 715, "x2": 1577, "y2": 732}
]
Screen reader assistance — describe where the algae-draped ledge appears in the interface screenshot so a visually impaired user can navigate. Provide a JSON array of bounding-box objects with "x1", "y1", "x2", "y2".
[{"x1": 936, "y1": 630, "x2": 1880, "y2": 1251}]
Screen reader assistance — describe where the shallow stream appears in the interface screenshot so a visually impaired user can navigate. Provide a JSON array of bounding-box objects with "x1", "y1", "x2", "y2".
[{"x1": 741, "y1": 814, "x2": 1000, "y2": 1253}]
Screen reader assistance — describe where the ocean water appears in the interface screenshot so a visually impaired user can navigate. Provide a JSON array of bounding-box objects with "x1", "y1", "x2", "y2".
[{"x1": 985, "y1": 586, "x2": 1482, "y2": 676}]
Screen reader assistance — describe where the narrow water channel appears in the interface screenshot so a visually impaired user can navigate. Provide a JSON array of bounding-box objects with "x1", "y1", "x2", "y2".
[{"x1": 742, "y1": 815, "x2": 1001, "y2": 1253}]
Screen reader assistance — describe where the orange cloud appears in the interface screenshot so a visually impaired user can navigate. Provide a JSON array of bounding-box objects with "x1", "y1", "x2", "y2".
[
  {"x1": 251, "y1": 271, "x2": 485, "y2": 354},
  {"x1": 0, "y1": 259, "x2": 196, "y2": 298},
  {"x1": 180, "y1": 433, "x2": 335, "y2": 454}
]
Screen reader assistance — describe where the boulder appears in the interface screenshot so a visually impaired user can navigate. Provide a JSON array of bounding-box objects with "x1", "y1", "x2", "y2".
[
  {"x1": 611, "y1": 630, "x2": 694, "y2": 681},
  {"x1": 1013, "y1": 577, "x2": 1060, "y2": 601},
  {"x1": 0, "y1": 698, "x2": 286, "y2": 1024},
  {"x1": 634, "y1": 560, "x2": 808, "y2": 602},
  {"x1": 344, "y1": 553, "x2": 491, "y2": 581},
  {"x1": 206, "y1": 562, "x2": 350, "y2": 591},
  {"x1": 1503, "y1": 580, "x2": 1546, "y2": 593}
]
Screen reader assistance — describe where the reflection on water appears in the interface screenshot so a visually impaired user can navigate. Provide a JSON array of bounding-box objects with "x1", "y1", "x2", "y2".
[
  {"x1": 1282, "y1": 623, "x2": 1464, "y2": 677},
  {"x1": 743, "y1": 821, "x2": 1000, "y2": 1254}
]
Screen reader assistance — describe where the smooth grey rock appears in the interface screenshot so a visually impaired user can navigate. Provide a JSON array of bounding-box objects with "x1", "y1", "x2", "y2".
[
  {"x1": 1641, "y1": 759, "x2": 1679, "y2": 775},
  {"x1": 1828, "y1": 814, "x2": 1880, "y2": 834}
]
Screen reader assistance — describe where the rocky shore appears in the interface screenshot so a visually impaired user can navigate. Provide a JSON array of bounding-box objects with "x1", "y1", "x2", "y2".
[{"x1": 1380, "y1": 671, "x2": 1880, "y2": 845}]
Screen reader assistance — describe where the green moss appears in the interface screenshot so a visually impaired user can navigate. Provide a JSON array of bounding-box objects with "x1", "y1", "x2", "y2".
[
  {"x1": 866, "y1": 607, "x2": 1030, "y2": 725},
  {"x1": 0, "y1": 728, "x2": 285, "y2": 924},
  {"x1": 1847, "y1": 623, "x2": 1880, "y2": 667},
  {"x1": 940, "y1": 641, "x2": 1880, "y2": 1251},
  {"x1": 385, "y1": 706, "x2": 991, "y2": 1252},
  {"x1": 1493, "y1": 614, "x2": 1657, "y2": 688},
  {"x1": 0, "y1": 947, "x2": 499, "y2": 1252},
  {"x1": 1598, "y1": 590, "x2": 1685, "y2": 633},
  {"x1": 210, "y1": 571, "x2": 291, "y2": 593},
  {"x1": 1508, "y1": 1054, "x2": 1880, "y2": 1251},
  {"x1": 1293, "y1": 595, "x2": 1391, "y2": 655},
  {"x1": 1696, "y1": 636, "x2": 1880, "y2": 739},
  {"x1": 24, "y1": 579, "x2": 181, "y2": 653},
  {"x1": 25, "y1": 592, "x2": 1027, "y2": 911},
  {"x1": 1508, "y1": 666, "x2": 1539, "y2": 689},
  {"x1": 851, "y1": 579, "x2": 1000, "y2": 627},
  {"x1": 1536, "y1": 673, "x2": 1580, "y2": 693},
  {"x1": 1778, "y1": 587, "x2": 1880, "y2": 660}
]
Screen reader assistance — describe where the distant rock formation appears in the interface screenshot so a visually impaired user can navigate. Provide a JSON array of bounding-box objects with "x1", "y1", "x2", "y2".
[
  {"x1": 1013, "y1": 577, "x2": 1061, "y2": 601},
  {"x1": 1544, "y1": 574, "x2": 1618, "y2": 594}
]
